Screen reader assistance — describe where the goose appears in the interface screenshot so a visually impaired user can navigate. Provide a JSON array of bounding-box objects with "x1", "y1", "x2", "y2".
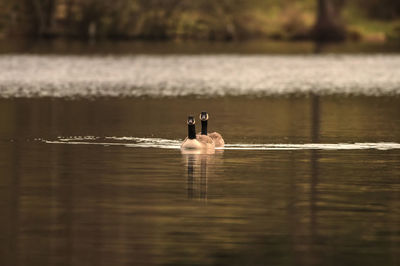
[
  {"x1": 181, "y1": 116, "x2": 215, "y2": 152},
  {"x1": 198, "y1": 111, "x2": 225, "y2": 147}
]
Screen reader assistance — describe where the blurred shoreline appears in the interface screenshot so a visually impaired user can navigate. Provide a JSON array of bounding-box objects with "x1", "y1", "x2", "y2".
[{"x1": 0, "y1": 39, "x2": 400, "y2": 55}]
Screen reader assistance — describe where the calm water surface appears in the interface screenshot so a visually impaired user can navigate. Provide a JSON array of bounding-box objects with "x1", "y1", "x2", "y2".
[{"x1": 0, "y1": 97, "x2": 399, "y2": 266}]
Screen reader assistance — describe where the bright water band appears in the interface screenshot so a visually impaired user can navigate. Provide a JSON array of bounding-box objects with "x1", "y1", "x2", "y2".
[
  {"x1": 2, "y1": 55, "x2": 400, "y2": 97},
  {"x1": 40, "y1": 137, "x2": 400, "y2": 151}
]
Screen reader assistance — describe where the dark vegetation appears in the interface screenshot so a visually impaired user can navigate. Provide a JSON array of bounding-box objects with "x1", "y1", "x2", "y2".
[{"x1": 0, "y1": 0, "x2": 399, "y2": 42}]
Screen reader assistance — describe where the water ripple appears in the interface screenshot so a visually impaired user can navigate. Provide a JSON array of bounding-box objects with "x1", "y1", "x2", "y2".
[{"x1": 39, "y1": 137, "x2": 400, "y2": 150}]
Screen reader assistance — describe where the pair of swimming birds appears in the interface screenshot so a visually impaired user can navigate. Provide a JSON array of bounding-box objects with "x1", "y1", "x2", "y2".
[{"x1": 181, "y1": 111, "x2": 224, "y2": 151}]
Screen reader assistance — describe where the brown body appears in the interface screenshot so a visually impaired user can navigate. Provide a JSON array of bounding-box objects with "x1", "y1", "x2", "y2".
[
  {"x1": 197, "y1": 132, "x2": 224, "y2": 147},
  {"x1": 208, "y1": 132, "x2": 225, "y2": 147},
  {"x1": 181, "y1": 135, "x2": 215, "y2": 153}
]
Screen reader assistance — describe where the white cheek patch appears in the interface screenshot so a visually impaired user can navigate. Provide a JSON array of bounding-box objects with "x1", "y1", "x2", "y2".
[
  {"x1": 187, "y1": 117, "x2": 195, "y2": 125},
  {"x1": 199, "y1": 113, "x2": 209, "y2": 121}
]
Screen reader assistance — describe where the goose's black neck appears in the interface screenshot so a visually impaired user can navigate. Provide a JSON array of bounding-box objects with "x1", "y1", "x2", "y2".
[
  {"x1": 188, "y1": 124, "x2": 196, "y2": 139},
  {"x1": 201, "y1": 120, "x2": 208, "y2": 135}
]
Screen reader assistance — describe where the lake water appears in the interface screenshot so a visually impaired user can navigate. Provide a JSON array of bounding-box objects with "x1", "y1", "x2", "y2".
[
  {"x1": 1, "y1": 55, "x2": 400, "y2": 97},
  {"x1": 0, "y1": 51, "x2": 400, "y2": 266}
]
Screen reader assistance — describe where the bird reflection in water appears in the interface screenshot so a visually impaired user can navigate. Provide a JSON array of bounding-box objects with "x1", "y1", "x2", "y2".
[{"x1": 181, "y1": 150, "x2": 224, "y2": 200}]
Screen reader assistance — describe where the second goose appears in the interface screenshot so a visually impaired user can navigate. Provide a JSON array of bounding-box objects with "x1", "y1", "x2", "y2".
[{"x1": 198, "y1": 111, "x2": 225, "y2": 147}]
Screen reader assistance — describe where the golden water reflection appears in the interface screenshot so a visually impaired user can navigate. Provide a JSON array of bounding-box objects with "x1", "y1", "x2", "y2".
[
  {"x1": 0, "y1": 97, "x2": 399, "y2": 266},
  {"x1": 182, "y1": 151, "x2": 224, "y2": 200}
]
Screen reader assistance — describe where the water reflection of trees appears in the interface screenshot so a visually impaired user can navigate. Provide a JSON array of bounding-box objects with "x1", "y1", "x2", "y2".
[
  {"x1": 1, "y1": 98, "x2": 400, "y2": 266},
  {"x1": 309, "y1": 94, "x2": 320, "y2": 264}
]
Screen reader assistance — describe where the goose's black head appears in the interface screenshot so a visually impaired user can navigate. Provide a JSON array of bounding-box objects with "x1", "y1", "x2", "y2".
[
  {"x1": 200, "y1": 111, "x2": 209, "y2": 121},
  {"x1": 187, "y1": 116, "x2": 196, "y2": 139},
  {"x1": 187, "y1": 116, "x2": 195, "y2": 126},
  {"x1": 200, "y1": 111, "x2": 208, "y2": 135}
]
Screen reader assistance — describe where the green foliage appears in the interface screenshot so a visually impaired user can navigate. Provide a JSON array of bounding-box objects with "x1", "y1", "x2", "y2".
[{"x1": 0, "y1": 0, "x2": 399, "y2": 41}]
